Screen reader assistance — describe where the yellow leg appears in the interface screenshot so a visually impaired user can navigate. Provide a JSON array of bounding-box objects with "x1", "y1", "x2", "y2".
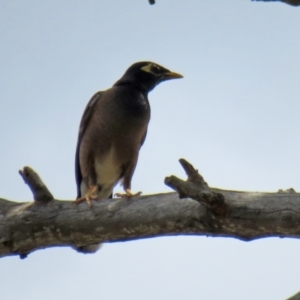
[
  {"x1": 115, "y1": 189, "x2": 142, "y2": 198},
  {"x1": 74, "y1": 185, "x2": 98, "y2": 206}
]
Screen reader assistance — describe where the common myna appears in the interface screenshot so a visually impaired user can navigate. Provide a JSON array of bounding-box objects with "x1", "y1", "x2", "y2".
[{"x1": 75, "y1": 61, "x2": 183, "y2": 205}]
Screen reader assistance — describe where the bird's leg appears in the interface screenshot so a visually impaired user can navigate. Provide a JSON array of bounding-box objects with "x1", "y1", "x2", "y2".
[
  {"x1": 115, "y1": 188, "x2": 142, "y2": 198},
  {"x1": 74, "y1": 185, "x2": 98, "y2": 206}
]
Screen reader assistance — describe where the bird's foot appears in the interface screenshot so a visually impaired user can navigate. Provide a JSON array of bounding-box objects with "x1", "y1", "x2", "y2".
[
  {"x1": 74, "y1": 185, "x2": 98, "y2": 206},
  {"x1": 115, "y1": 189, "x2": 142, "y2": 199}
]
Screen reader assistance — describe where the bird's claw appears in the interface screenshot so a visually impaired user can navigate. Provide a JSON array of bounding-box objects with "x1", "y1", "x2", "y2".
[
  {"x1": 74, "y1": 185, "x2": 98, "y2": 206},
  {"x1": 73, "y1": 195, "x2": 98, "y2": 207},
  {"x1": 115, "y1": 189, "x2": 142, "y2": 198}
]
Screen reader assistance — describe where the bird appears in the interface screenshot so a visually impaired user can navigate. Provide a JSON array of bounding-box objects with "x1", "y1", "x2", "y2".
[{"x1": 73, "y1": 62, "x2": 182, "y2": 252}]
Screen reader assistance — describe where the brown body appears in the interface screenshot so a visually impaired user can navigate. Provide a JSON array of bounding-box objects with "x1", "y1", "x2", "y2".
[{"x1": 76, "y1": 84, "x2": 150, "y2": 199}]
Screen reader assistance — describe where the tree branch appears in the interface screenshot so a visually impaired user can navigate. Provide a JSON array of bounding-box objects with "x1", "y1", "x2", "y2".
[
  {"x1": 147, "y1": 0, "x2": 300, "y2": 6},
  {"x1": 253, "y1": 0, "x2": 300, "y2": 5},
  {"x1": 287, "y1": 290, "x2": 300, "y2": 300},
  {"x1": 1, "y1": 160, "x2": 300, "y2": 260}
]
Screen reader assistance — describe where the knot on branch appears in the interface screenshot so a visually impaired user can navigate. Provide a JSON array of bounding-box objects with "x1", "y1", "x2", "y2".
[
  {"x1": 19, "y1": 166, "x2": 54, "y2": 203},
  {"x1": 277, "y1": 188, "x2": 296, "y2": 194},
  {"x1": 164, "y1": 159, "x2": 227, "y2": 216}
]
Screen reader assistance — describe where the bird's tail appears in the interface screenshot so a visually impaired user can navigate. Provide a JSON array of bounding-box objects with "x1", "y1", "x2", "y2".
[{"x1": 73, "y1": 243, "x2": 102, "y2": 254}]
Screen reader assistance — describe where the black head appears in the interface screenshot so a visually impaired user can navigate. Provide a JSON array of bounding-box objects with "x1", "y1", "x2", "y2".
[{"x1": 114, "y1": 61, "x2": 183, "y2": 92}]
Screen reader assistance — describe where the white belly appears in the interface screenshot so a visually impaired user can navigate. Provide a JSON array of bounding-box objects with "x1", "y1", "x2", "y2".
[{"x1": 94, "y1": 147, "x2": 121, "y2": 198}]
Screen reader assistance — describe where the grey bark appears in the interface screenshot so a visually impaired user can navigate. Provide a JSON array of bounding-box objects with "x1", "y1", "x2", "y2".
[
  {"x1": 287, "y1": 291, "x2": 300, "y2": 300},
  {"x1": 1, "y1": 160, "x2": 300, "y2": 260}
]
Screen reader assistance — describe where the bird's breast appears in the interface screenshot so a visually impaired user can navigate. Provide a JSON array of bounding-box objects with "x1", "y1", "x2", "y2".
[
  {"x1": 100, "y1": 88, "x2": 150, "y2": 138},
  {"x1": 113, "y1": 86, "x2": 150, "y2": 117}
]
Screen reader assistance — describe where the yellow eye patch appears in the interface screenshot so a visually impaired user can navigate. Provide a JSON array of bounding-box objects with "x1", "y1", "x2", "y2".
[{"x1": 141, "y1": 64, "x2": 160, "y2": 74}]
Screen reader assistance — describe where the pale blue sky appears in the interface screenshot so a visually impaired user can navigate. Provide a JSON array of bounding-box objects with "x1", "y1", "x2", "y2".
[{"x1": 1, "y1": 1, "x2": 300, "y2": 299}]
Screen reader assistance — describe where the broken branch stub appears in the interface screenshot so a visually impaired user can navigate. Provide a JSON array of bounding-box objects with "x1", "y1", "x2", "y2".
[
  {"x1": 19, "y1": 166, "x2": 54, "y2": 203},
  {"x1": 164, "y1": 159, "x2": 228, "y2": 216}
]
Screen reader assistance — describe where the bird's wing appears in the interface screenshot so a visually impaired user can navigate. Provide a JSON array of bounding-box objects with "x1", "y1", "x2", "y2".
[{"x1": 75, "y1": 92, "x2": 103, "y2": 198}]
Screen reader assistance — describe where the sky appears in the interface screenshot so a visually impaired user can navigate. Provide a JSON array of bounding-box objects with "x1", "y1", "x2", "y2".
[{"x1": 0, "y1": 1, "x2": 300, "y2": 299}]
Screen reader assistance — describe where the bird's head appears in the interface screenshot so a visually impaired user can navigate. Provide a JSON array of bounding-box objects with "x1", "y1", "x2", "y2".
[{"x1": 114, "y1": 61, "x2": 183, "y2": 92}]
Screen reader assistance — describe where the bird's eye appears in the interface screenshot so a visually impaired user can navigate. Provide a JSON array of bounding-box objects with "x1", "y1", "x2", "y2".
[{"x1": 150, "y1": 65, "x2": 160, "y2": 74}]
